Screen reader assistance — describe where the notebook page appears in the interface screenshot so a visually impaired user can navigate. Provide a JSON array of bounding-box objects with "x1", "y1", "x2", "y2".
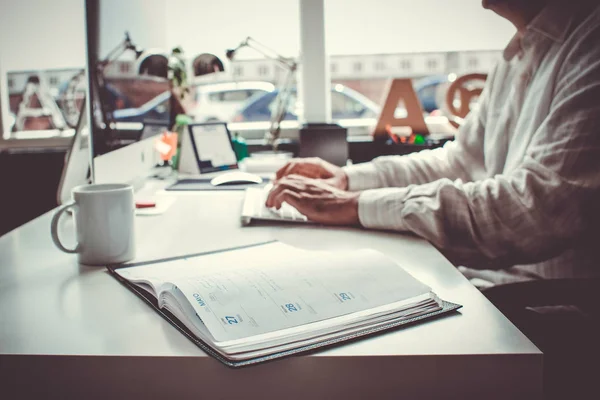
[{"x1": 115, "y1": 242, "x2": 431, "y2": 343}]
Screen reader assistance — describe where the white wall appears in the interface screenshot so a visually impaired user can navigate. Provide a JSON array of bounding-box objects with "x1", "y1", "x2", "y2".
[
  {"x1": 324, "y1": 0, "x2": 515, "y2": 54},
  {"x1": 0, "y1": 0, "x2": 515, "y2": 76},
  {"x1": 0, "y1": 0, "x2": 86, "y2": 72},
  {"x1": 0, "y1": 0, "x2": 167, "y2": 70},
  {"x1": 0, "y1": 0, "x2": 516, "y2": 73},
  {"x1": 164, "y1": 0, "x2": 515, "y2": 63},
  {"x1": 165, "y1": 0, "x2": 301, "y2": 68}
]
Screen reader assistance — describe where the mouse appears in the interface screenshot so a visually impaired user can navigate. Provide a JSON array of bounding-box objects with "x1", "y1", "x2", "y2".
[{"x1": 210, "y1": 171, "x2": 264, "y2": 186}]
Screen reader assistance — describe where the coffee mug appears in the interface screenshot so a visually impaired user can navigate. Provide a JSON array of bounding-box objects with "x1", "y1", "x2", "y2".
[{"x1": 51, "y1": 183, "x2": 136, "y2": 265}]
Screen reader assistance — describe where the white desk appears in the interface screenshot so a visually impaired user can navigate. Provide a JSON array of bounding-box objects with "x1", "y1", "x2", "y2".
[{"x1": 0, "y1": 190, "x2": 542, "y2": 399}]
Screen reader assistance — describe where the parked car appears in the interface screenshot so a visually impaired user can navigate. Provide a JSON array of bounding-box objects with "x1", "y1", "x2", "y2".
[
  {"x1": 109, "y1": 81, "x2": 273, "y2": 126},
  {"x1": 231, "y1": 83, "x2": 379, "y2": 123},
  {"x1": 190, "y1": 81, "x2": 275, "y2": 123},
  {"x1": 228, "y1": 84, "x2": 383, "y2": 140},
  {"x1": 228, "y1": 81, "x2": 457, "y2": 140},
  {"x1": 414, "y1": 74, "x2": 451, "y2": 113}
]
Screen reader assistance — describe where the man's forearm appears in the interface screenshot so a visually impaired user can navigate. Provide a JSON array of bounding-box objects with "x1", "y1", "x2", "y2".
[
  {"x1": 354, "y1": 163, "x2": 588, "y2": 269},
  {"x1": 343, "y1": 140, "x2": 474, "y2": 192}
]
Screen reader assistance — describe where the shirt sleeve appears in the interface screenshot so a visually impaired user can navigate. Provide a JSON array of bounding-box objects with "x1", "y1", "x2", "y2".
[
  {"x1": 342, "y1": 69, "x2": 494, "y2": 192},
  {"x1": 355, "y1": 24, "x2": 600, "y2": 269}
]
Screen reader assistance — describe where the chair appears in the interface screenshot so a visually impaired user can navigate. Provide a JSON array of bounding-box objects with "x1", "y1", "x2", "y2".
[{"x1": 482, "y1": 278, "x2": 600, "y2": 399}]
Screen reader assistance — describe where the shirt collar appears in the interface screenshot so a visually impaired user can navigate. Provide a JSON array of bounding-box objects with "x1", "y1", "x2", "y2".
[
  {"x1": 502, "y1": 1, "x2": 576, "y2": 61},
  {"x1": 527, "y1": 1, "x2": 576, "y2": 43}
]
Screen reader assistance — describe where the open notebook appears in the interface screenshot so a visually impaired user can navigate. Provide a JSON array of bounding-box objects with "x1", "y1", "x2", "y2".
[
  {"x1": 241, "y1": 184, "x2": 309, "y2": 225},
  {"x1": 109, "y1": 241, "x2": 461, "y2": 367}
]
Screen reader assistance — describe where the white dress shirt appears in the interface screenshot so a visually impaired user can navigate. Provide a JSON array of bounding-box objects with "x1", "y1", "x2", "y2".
[{"x1": 343, "y1": 1, "x2": 600, "y2": 284}]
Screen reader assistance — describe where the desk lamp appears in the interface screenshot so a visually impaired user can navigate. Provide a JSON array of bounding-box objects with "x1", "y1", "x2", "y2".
[{"x1": 226, "y1": 37, "x2": 297, "y2": 151}]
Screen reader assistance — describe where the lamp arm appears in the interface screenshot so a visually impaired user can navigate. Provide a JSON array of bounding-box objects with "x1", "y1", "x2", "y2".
[
  {"x1": 230, "y1": 36, "x2": 297, "y2": 71},
  {"x1": 227, "y1": 36, "x2": 298, "y2": 150},
  {"x1": 267, "y1": 68, "x2": 296, "y2": 150}
]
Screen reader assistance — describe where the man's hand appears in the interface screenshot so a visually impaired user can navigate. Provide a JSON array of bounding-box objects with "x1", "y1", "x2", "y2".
[
  {"x1": 265, "y1": 175, "x2": 360, "y2": 226},
  {"x1": 275, "y1": 157, "x2": 348, "y2": 190}
]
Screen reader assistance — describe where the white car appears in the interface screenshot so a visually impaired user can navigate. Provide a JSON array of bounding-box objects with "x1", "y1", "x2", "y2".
[{"x1": 190, "y1": 81, "x2": 275, "y2": 123}]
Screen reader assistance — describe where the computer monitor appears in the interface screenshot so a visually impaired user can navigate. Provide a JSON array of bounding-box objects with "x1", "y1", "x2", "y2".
[{"x1": 56, "y1": 98, "x2": 92, "y2": 205}]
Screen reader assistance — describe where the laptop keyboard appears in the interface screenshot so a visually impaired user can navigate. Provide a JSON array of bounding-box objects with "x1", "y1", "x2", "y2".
[{"x1": 243, "y1": 184, "x2": 309, "y2": 222}]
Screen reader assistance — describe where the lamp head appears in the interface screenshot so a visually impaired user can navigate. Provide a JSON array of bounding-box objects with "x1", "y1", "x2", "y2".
[
  {"x1": 226, "y1": 49, "x2": 236, "y2": 60},
  {"x1": 136, "y1": 50, "x2": 169, "y2": 78},
  {"x1": 192, "y1": 53, "x2": 225, "y2": 76}
]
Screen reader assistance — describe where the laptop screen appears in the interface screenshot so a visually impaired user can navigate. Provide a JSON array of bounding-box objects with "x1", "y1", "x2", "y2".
[{"x1": 188, "y1": 122, "x2": 238, "y2": 173}]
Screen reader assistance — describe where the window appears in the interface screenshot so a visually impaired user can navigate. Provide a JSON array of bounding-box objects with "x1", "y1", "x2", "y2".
[
  {"x1": 208, "y1": 92, "x2": 223, "y2": 102},
  {"x1": 374, "y1": 61, "x2": 385, "y2": 71},
  {"x1": 0, "y1": 0, "x2": 509, "y2": 145},
  {"x1": 221, "y1": 90, "x2": 255, "y2": 102},
  {"x1": 233, "y1": 66, "x2": 244, "y2": 77},
  {"x1": 257, "y1": 65, "x2": 269, "y2": 76},
  {"x1": 426, "y1": 59, "x2": 439, "y2": 70},
  {"x1": 49, "y1": 76, "x2": 59, "y2": 86},
  {"x1": 119, "y1": 62, "x2": 131, "y2": 74},
  {"x1": 246, "y1": 89, "x2": 264, "y2": 99}
]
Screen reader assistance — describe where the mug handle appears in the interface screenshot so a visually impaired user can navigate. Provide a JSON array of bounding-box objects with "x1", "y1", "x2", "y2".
[{"x1": 50, "y1": 202, "x2": 80, "y2": 254}]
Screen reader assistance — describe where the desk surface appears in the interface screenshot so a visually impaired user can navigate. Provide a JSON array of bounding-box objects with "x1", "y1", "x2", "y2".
[{"x1": 0, "y1": 190, "x2": 542, "y2": 399}]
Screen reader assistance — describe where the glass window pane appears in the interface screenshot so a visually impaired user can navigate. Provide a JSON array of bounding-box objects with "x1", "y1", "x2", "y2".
[{"x1": 221, "y1": 90, "x2": 252, "y2": 102}]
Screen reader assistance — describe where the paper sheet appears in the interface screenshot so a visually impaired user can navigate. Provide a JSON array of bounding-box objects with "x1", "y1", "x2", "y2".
[{"x1": 117, "y1": 242, "x2": 432, "y2": 343}]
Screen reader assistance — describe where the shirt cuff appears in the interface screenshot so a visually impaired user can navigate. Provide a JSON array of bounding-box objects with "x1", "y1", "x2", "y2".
[
  {"x1": 357, "y1": 188, "x2": 410, "y2": 231},
  {"x1": 342, "y1": 163, "x2": 380, "y2": 191}
]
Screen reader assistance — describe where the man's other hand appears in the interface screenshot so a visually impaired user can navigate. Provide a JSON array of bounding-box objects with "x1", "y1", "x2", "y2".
[
  {"x1": 275, "y1": 157, "x2": 348, "y2": 190},
  {"x1": 265, "y1": 175, "x2": 360, "y2": 226}
]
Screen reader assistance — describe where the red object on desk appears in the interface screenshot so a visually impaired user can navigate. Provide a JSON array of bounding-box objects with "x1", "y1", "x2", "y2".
[{"x1": 135, "y1": 201, "x2": 157, "y2": 209}]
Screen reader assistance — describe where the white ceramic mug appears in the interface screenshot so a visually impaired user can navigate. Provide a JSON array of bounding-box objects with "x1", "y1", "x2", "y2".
[{"x1": 51, "y1": 183, "x2": 136, "y2": 265}]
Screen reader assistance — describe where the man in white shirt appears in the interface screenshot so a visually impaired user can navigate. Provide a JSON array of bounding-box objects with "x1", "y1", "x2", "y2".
[{"x1": 266, "y1": 0, "x2": 600, "y2": 286}]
